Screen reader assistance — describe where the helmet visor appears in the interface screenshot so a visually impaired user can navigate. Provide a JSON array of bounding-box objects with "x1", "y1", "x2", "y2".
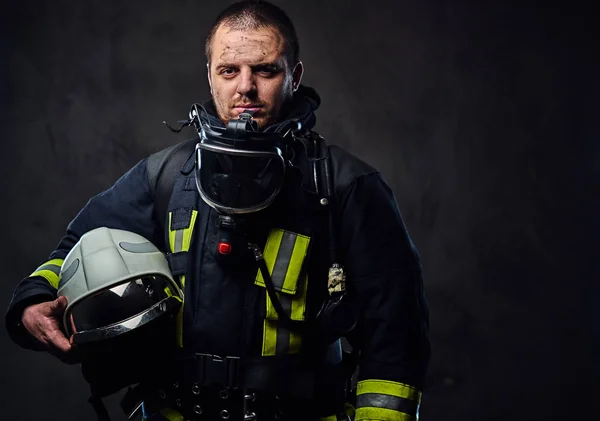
[{"x1": 66, "y1": 275, "x2": 179, "y2": 337}]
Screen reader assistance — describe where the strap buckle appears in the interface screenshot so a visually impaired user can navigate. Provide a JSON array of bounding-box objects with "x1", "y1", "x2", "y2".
[
  {"x1": 195, "y1": 353, "x2": 241, "y2": 388},
  {"x1": 166, "y1": 251, "x2": 188, "y2": 277}
]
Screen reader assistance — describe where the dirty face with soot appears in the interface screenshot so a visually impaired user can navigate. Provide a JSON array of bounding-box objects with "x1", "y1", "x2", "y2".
[{"x1": 207, "y1": 23, "x2": 303, "y2": 129}]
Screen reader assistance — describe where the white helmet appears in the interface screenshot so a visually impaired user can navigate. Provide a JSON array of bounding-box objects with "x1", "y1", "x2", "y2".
[{"x1": 57, "y1": 227, "x2": 183, "y2": 345}]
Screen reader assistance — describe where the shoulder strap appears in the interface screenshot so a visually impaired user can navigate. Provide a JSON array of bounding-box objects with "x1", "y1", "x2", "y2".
[
  {"x1": 309, "y1": 131, "x2": 338, "y2": 264},
  {"x1": 146, "y1": 137, "x2": 197, "y2": 236}
]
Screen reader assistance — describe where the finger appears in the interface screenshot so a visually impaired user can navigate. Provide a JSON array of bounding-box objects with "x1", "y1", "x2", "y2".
[
  {"x1": 39, "y1": 297, "x2": 65, "y2": 318},
  {"x1": 47, "y1": 329, "x2": 72, "y2": 354},
  {"x1": 45, "y1": 329, "x2": 82, "y2": 365},
  {"x1": 39, "y1": 318, "x2": 71, "y2": 350},
  {"x1": 36, "y1": 311, "x2": 66, "y2": 337},
  {"x1": 48, "y1": 296, "x2": 68, "y2": 316}
]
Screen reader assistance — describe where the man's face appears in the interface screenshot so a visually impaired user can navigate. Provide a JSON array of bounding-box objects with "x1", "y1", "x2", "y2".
[{"x1": 207, "y1": 24, "x2": 303, "y2": 129}]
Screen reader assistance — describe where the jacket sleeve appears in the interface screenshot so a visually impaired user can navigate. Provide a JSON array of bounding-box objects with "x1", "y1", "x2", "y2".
[
  {"x1": 5, "y1": 159, "x2": 160, "y2": 350},
  {"x1": 338, "y1": 172, "x2": 430, "y2": 421}
]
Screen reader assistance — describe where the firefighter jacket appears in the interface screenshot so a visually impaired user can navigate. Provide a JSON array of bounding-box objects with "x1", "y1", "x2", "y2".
[{"x1": 5, "y1": 85, "x2": 430, "y2": 421}]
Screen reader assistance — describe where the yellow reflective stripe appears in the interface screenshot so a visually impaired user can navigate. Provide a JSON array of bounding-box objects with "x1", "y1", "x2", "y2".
[
  {"x1": 168, "y1": 212, "x2": 176, "y2": 253},
  {"x1": 259, "y1": 229, "x2": 310, "y2": 356},
  {"x1": 167, "y1": 212, "x2": 181, "y2": 347},
  {"x1": 167, "y1": 210, "x2": 199, "y2": 349},
  {"x1": 181, "y1": 210, "x2": 198, "y2": 251},
  {"x1": 265, "y1": 290, "x2": 279, "y2": 320},
  {"x1": 168, "y1": 210, "x2": 198, "y2": 253},
  {"x1": 355, "y1": 407, "x2": 416, "y2": 421},
  {"x1": 320, "y1": 416, "x2": 337, "y2": 421},
  {"x1": 289, "y1": 329, "x2": 302, "y2": 354},
  {"x1": 263, "y1": 295, "x2": 302, "y2": 355},
  {"x1": 265, "y1": 287, "x2": 306, "y2": 321},
  {"x1": 161, "y1": 273, "x2": 183, "y2": 349},
  {"x1": 158, "y1": 407, "x2": 185, "y2": 421},
  {"x1": 262, "y1": 320, "x2": 301, "y2": 356},
  {"x1": 42, "y1": 258, "x2": 64, "y2": 268},
  {"x1": 169, "y1": 211, "x2": 198, "y2": 286},
  {"x1": 288, "y1": 273, "x2": 307, "y2": 353},
  {"x1": 31, "y1": 270, "x2": 60, "y2": 289},
  {"x1": 163, "y1": 284, "x2": 183, "y2": 305},
  {"x1": 357, "y1": 380, "x2": 422, "y2": 403},
  {"x1": 256, "y1": 229, "x2": 284, "y2": 287},
  {"x1": 168, "y1": 210, "x2": 199, "y2": 253},
  {"x1": 283, "y1": 234, "x2": 310, "y2": 293},
  {"x1": 262, "y1": 319, "x2": 278, "y2": 356},
  {"x1": 31, "y1": 258, "x2": 64, "y2": 289},
  {"x1": 255, "y1": 230, "x2": 310, "y2": 295}
]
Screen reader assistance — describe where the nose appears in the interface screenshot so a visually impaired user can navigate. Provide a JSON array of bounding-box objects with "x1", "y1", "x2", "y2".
[{"x1": 236, "y1": 68, "x2": 256, "y2": 97}]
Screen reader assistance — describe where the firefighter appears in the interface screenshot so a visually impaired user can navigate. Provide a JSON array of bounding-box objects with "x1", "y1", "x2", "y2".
[{"x1": 5, "y1": 1, "x2": 430, "y2": 420}]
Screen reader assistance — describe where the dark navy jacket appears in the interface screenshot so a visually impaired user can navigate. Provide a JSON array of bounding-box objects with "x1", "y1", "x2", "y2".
[{"x1": 6, "y1": 86, "x2": 430, "y2": 415}]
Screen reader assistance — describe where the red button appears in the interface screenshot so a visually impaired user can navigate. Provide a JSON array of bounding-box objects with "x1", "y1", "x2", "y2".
[{"x1": 218, "y1": 242, "x2": 232, "y2": 255}]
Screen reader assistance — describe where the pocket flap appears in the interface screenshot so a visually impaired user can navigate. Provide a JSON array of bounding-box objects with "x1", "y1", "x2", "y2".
[{"x1": 254, "y1": 229, "x2": 311, "y2": 295}]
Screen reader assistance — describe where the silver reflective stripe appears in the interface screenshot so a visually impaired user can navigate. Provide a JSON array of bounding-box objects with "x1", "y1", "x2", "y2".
[
  {"x1": 270, "y1": 231, "x2": 297, "y2": 290},
  {"x1": 59, "y1": 258, "x2": 79, "y2": 287},
  {"x1": 275, "y1": 294, "x2": 293, "y2": 353},
  {"x1": 174, "y1": 229, "x2": 184, "y2": 253},
  {"x1": 36, "y1": 263, "x2": 61, "y2": 276},
  {"x1": 356, "y1": 393, "x2": 419, "y2": 417},
  {"x1": 119, "y1": 241, "x2": 158, "y2": 254},
  {"x1": 275, "y1": 325, "x2": 290, "y2": 354}
]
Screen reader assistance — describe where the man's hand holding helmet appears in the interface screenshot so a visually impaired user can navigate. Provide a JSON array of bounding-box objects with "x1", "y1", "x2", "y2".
[{"x1": 21, "y1": 296, "x2": 79, "y2": 364}]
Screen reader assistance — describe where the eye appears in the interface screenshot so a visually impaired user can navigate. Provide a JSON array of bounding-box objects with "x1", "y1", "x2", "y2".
[
  {"x1": 219, "y1": 68, "x2": 237, "y2": 77},
  {"x1": 257, "y1": 70, "x2": 274, "y2": 77},
  {"x1": 255, "y1": 66, "x2": 279, "y2": 78}
]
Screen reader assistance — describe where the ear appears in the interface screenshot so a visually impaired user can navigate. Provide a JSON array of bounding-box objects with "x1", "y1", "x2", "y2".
[
  {"x1": 206, "y1": 62, "x2": 213, "y2": 93},
  {"x1": 291, "y1": 61, "x2": 304, "y2": 92}
]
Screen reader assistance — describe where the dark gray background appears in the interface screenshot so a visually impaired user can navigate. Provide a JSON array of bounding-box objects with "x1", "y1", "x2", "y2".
[{"x1": 1, "y1": 0, "x2": 598, "y2": 420}]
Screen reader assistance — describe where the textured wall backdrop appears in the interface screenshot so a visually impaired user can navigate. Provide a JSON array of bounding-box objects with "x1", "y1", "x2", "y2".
[{"x1": 1, "y1": 1, "x2": 598, "y2": 420}]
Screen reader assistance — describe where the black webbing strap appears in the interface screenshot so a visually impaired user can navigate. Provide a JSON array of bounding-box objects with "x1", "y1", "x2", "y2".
[
  {"x1": 311, "y1": 133, "x2": 361, "y2": 398},
  {"x1": 312, "y1": 133, "x2": 339, "y2": 266},
  {"x1": 146, "y1": 137, "x2": 198, "y2": 237},
  {"x1": 255, "y1": 252, "x2": 305, "y2": 332}
]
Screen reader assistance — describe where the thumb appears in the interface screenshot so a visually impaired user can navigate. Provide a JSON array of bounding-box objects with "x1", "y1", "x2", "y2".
[{"x1": 48, "y1": 296, "x2": 68, "y2": 316}]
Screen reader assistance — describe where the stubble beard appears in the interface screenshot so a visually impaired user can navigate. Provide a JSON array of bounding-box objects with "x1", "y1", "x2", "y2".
[{"x1": 215, "y1": 85, "x2": 294, "y2": 130}]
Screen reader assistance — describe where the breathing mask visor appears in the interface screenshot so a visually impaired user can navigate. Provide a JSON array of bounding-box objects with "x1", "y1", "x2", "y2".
[{"x1": 188, "y1": 104, "x2": 300, "y2": 215}]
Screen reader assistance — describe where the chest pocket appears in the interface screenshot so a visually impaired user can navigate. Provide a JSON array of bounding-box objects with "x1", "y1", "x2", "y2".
[{"x1": 255, "y1": 229, "x2": 311, "y2": 356}]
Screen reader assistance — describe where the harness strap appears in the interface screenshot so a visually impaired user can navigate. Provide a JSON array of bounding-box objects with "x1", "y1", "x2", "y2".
[{"x1": 146, "y1": 137, "x2": 197, "y2": 238}]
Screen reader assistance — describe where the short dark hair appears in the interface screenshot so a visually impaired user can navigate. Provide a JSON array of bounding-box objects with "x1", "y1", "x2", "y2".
[{"x1": 205, "y1": 0, "x2": 300, "y2": 68}]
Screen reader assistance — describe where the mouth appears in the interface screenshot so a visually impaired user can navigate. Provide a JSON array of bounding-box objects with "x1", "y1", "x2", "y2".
[{"x1": 233, "y1": 105, "x2": 263, "y2": 114}]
